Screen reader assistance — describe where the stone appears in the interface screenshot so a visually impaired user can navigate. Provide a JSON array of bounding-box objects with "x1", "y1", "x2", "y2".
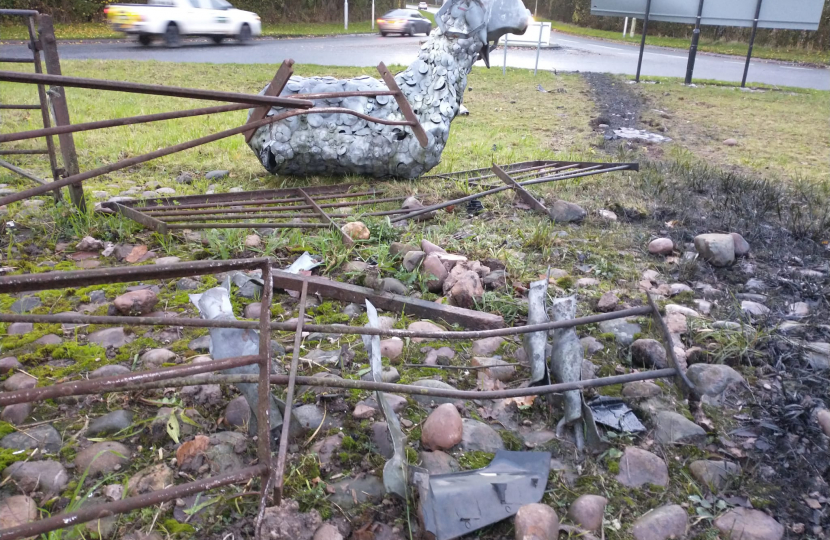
[
  {"x1": 352, "y1": 403, "x2": 376, "y2": 419},
  {"x1": 87, "y1": 410, "x2": 133, "y2": 438},
  {"x1": 580, "y1": 337, "x2": 604, "y2": 356},
  {"x1": 419, "y1": 450, "x2": 461, "y2": 475},
  {"x1": 653, "y1": 411, "x2": 706, "y2": 445},
  {"x1": 390, "y1": 242, "x2": 419, "y2": 257},
  {"x1": 631, "y1": 505, "x2": 687, "y2": 540},
  {"x1": 88, "y1": 327, "x2": 130, "y2": 348},
  {"x1": 692, "y1": 299, "x2": 711, "y2": 315},
  {"x1": 472, "y1": 336, "x2": 503, "y2": 356},
  {"x1": 344, "y1": 260, "x2": 369, "y2": 274},
  {"x1": 669, "y1": 283, "x2": 693, "y2": 296},
  {"x1": 723, "y1": 138, "x2": 738, "y2": 146},
  {"x1": 411, "y1": 379, "x2": 460, "y2": 407},
  {"x1": 127, "y1": 463, "x2": 174, "y2": 496},
  {"x1": 472, "y1": 357, "x2": 515, "y2": 381},
  {"x1": 567, "y1": 494, "x2": 607, "y2": 531},
  {"x1": 380, "y1": 277, "x2": 407, "y2": 295},
  {"x1": 181, "y1": 383, "x2": 222, "y2": 406},
  {"x1": 741, "y1": 300, "x2": 770, "y2": 317},
  {"x1": 3, "y1": 373, "x2": 36, "y2": 392},
  {"x1": 76, "y1": 236, "x2": 104, "y2": 251},
  {"x1": 648, "y1": 238, "x2": 674, "y2": 255},
  {"x1": 457, "y1": 418, "x2": 505, "y2": 453},
  {"x1": 188, "y1": 335, "x2": 211, "y2": 352},
  {"x1": 244, "y1": 234, "x2": 262, "y2": 248},
  {"x1": 11, "y1": 296, "x2": 41, "y2": 313},
  {"x1": 380, "y1": 338, "x2": 404, "y2": 360},
  {"x1": 730, "y1": 233, "x2": 750, "y2": 256},
  {"x1": 205, "y1": 169, "x2": 229, "y2": 180},
  {"x1": 403, "y1": 250, "x2": 426, "y2": 272},
  {"x1": 714, "y1": 508, "x2": 784, "y2": 540},
  {"x1": 313, "y1": 524, "x2": 344, "y2": 540},
  {"x1": 7, "y1": 322, "x2": 33, "y2": 334},
  {"x1": 90, "y1": 364, "x2": 130, "y2": 378},
  {"x1": 2, "y1": 460, "x2": 68, "y2": 494},
  {"x1": 113, "y1": 289, "x2": 159, "y2": 315},
  {"x1": 1, "y1": 403, "x2": 32, "y2": 425},
  {"x1": 631, "y1": 339, "x2": 667, "y2": 369},
  {"x1": 665, "y1": 304, "x2": 700, "y2": 318},
  {"x1": 690, "y1": 460, "x2": 740, "y2": 491},
  {"x1": 598, "y1": 209, "x2": 617, "y2": 221},
  {"x1": 550, "y1": 200, "x2": 586, "y2": 222},
  {"x1": 686, "y1": 364, "x2": 744, "y2": 398},
  {"x1": 244, "y1": 302, "x2": 262, "y2": 319},
  {"x1": 294, "y1": 404, "x2": 326, "y2": 431},
  {"x1": 623, "y1": 381, "x2": 662, "y2": 398},
  {"x1": 205, "y1": 443, "x2": 244, "y2": 475},
  {"x1": 694, "y1": 234, "x2": 735, "y2": 267},
  {"x1": 421, "y1": 239, "x2": 446, "y2": 255},
  {"x1": 598, "y1": 318, "x2": 641, "y2": 346},
  {"x1": 34, "y1": 334, "x2": 62, "y2": 345},
  {"x1": 2, "y1": 424, "x2": 61, "y2": 455},
  {"x1": 261, "y1": 499, "x2": 322, "y2": 540},
  {"x1": 514, "y1": 503, "x2": 559, "y2": 540},
  {"x1": 804, "y1": 342, "x2": 830, "y2": 370},
  {"x1": 341, "y1": 221, "x2": 370, "y2": 240},
  {"x1": 408, "y1": 321, "x2": 445, "y2": 343},
  {"x1": 370, "y1": 421, "x2": 394, "y2": 459},
  {"x1": 155, "y1": 256, "x2": 181, "y2": 265},
  {"x1": 0, "y1": 357, "x2": 21, "y2": 373},
  {"x1": 665, "y1": 312, "x2": 688, "y2": 334},
  {"x1": 175, "y1": 277, "x2": 200, "y2": 291},
  {"x1": 141, "y1": 348, "x2": 176, "y2": 369},
  {"x1": 360, "y1": 365, "x2": 400, "y2": 383},
  {"x1": 421, "y1": 403, "x2": 463, "y2": 451},
  {"x1": 615, "y1": 447, "x2": 669, "y2": 488},
  {"x1": 75, "y1": 441, "x2": 131, "y2": 476},
  {"x1": 597, "y1": 292, "x2": 619, "y2": 312},
  {"x1": 0, "y1": 495, "x2": 37, "y2": 530},
  {"x1": 224, "y1": 395, "x2": 251, "y2": 428},
  {"x1": 576, "y1": 277, "x2": 600, "y2": 288},
  {"x1": 745, "y1": 278, "x2": 767, "y2": 292},
  {"x1": 328, "y1": 475, "x2": 385, "y2": 509},
  {"x1": 788, "y1": 302, "x2": 810, "y2": 318},
  {"x1": 423, "y1": 254, "x2": 449, "y2": 292},
  {"x1": 483, "y1": 269, "x2": 507, "y2": 289},
  {"x1": 311, "y1": 433, "x2": 344, "y2": 466},
  {"x1": 343, "y1": 303, "x2": 362, "y2": 318}
]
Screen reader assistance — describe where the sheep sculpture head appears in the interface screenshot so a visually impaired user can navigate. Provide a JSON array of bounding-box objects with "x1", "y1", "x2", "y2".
[{"x1": 247, "y1": 0, "x2": 531, "y2": 179}]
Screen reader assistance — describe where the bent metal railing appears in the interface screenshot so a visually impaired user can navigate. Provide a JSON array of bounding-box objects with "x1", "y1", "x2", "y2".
[
  {"x1": 0, "y1": 258, "x2": 694, "y2": 540},
  {"x1": 0, "y1": 58, "x2": 427, "y2": 211}
]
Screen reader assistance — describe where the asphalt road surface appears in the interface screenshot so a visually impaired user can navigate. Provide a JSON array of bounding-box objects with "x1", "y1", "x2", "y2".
[{"x1": 4, "y1": 32, "x2": 826, "y2": 90}]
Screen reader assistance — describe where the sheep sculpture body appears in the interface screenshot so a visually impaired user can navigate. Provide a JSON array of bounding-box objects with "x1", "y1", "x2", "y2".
[{"x1": 247, "y1": 0, "x2": 531, "y2": 179}]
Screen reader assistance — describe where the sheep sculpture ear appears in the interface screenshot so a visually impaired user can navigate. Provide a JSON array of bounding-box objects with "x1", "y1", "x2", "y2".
[{"x1": 436, "y1": 0, "x2": 492, "y2": 67}]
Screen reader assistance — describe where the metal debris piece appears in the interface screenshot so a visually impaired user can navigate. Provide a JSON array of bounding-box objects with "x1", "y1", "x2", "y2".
[
  {"x1": 549, "y1": 295, "x2": 584, "y2": 449},
  {"x1": 364, "y1": 300, "x2": 408, "y2": 499},
  {"x1": 417, "y1": 450, "x2": 551, "y2": 540},
  {"x1": 285, "y1": 252, "x2": 322, "y2": 274},
  {"x1": 525, "y1": 276, "x2": 550, "y2": 387},
  {"x1": 586, "y1": 396, "x2": 646, "y2": 433},
  {"x1": 190, "y1": 278, "x2": 285, "y2": 437}
]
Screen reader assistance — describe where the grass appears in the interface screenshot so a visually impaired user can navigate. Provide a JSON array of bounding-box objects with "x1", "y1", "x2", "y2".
[
  {"x1": 545, "y1": 19, "x2": 830, "y2": 65},
  {"x1": 634, "y1": 78, "x2": 830, "y2": 184}
]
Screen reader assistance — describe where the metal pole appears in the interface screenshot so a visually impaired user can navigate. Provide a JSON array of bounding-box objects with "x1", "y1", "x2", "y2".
[
  {"x1": 345, "y1": 0, "x2": 348, "y2": 30},
  {"x1": 634, "y1": 0, "x2": 651, "y2": 82},
  {"x1": 534, "y1": 0, "x2": 537, "y2": 17},
  {"x1": 534, "y1": 22, "x2": 543, "y2": 76},
  {"x1": 684, "y1": 0, "x2": 705, "y2": 85},
  {"x1": 623, "y1": 17, "x2": 628, "y2": 37},
  {"x1": 742, "y1": 0, "x2": 763, "y2": 88},
  {"x1": 38, "y1": 15, "x2": 86, "y2": 210},
  {"x1": 503, "y1": 36, "x2": 508, "y2": 75},
  {"x1": 372, "y1": 0, "x2": 375, "y2": 29}
]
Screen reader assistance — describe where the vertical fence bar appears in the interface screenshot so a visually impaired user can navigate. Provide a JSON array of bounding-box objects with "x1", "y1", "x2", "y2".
[
  {"x1": 38, "y1": 15, "x2": 86, "y2": 210},
  {"x1": 634, "y1": 0, "x2": 651, "y2": 82},
  {"x1": 533, "y1": 22, "x2": 543, "y2": 76},
  {"x1": 502, "y1": 36, "x2": 508, "y2": 75},
  {"x1": 741, "y1": 0, "x2": 763, "y2": 88},
  {"x1": 255, "y1": 262, "x2": 274, "y2": 532}
]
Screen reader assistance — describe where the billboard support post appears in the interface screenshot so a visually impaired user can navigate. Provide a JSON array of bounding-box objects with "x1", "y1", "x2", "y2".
[
  {"x1": 684, "y1": 0, "x2": 705, "y2": 84},
  {"x1": 634, "y1": 0, "x2": 651, "y2": 82},
  {"x1": 741, "y1": 0, "x2": 763, "y2": 88}
]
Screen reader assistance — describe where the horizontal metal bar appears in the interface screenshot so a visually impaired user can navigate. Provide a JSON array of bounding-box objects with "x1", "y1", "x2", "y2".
[
  {"x1": 0, "y1": 465, "x2": 266, "y2": 540},
  {"x1": 0, "y1": 149, "x2": 48, "y2": 155},
  {"x1": 0, "y1": 104, "x2": 40, "y2": 110},
  {"x1": 0, "y1": 257, "x2": 269, "y2": 293},
  {"x1": 142, "y1": 189, "x2": 383, "y2": 213},
  {"x1": 146, "y1": 195, "x2": 407, "y2": 217},
  {"x1": 0, "y1": 70, "x2": 314, "y2": 109},
  {"x1": 0, "y1": 57, "x2": 34, "y2": 64},
  {"x1": 0, "y1": 157, "x2": 48, "y2": 185},
  {"x1": 0, "y1": 313, "x2": 260, "y2": 329},
  {"x1": 293, "y1": 90, "x2": 397, "y2": 99},
  {"x1": 155, "y1": 208, "x2": 410, "y2": 222},
  {"x1": 167, "y1": 222, "x2": 329, "y2": 229},
  {"x1": 0, "y1": 9, "x2": 39, "y2": 16},
  {"x1": 0, "y1": 354, "x2": 261, "y2": 407},
  {"x1": 0, "y1": 103, "x2": 249, "y2": 143},
  {"x1": 120, "y1": 184, "x2": 354, "y2": 210}
]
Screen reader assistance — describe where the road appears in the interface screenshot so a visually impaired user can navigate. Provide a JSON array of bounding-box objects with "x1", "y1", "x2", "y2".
[{"x1": 3, "y1": 30, "x2": 826, "y2": 90}]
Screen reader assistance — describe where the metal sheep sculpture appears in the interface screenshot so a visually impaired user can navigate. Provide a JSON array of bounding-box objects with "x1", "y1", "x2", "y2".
[{"x1": 247, "y1": 0, "x2": 531, "y2": 179}]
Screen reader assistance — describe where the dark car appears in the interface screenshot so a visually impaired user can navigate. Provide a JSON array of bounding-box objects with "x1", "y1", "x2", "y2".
[{"x1": 377, "y1": 9, "x2": 431, "y2": 36}]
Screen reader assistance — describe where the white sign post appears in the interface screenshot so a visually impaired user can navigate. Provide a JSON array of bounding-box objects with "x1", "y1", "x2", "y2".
[
  {"x1": 372, "y1": 0, "x2": 375, "y2": 29},
  {"x1": 345, "y1": 0, "x2": 348, "y2": 30}
]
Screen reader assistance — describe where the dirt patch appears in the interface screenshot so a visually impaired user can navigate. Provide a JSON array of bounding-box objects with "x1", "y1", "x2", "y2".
[{"x1": 582, "y1": 72, "x2": 642, "y2": 132}]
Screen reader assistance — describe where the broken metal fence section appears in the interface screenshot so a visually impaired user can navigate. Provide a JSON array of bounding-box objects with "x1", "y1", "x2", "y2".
[{"x1": 0, "y1": 257, "x2": 693, "y2": 540}]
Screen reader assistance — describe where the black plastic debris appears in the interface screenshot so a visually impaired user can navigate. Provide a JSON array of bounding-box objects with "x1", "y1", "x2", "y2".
[
  {"x1": 466, "y1": 199, "x2": 484, "y2": 215},
  {"x1": 587, "y1": 396, "x2": 646, "y2": 433},
  {"x1": 415, "y1": 450, "x2": 551, "y2": 540}
]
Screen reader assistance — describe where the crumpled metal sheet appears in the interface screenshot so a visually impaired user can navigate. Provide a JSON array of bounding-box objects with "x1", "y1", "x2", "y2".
[
  {"x1": 587, "y1": 396, "x2": 646, "y2": 433},
  {"x1": 549, "y1": 295, "x2": 582, "y2": 426},
  {"x1": 285, "y1": 252, "x2": 322, "y2": 274},
  {"x1": 363, "y1": 300, "x2": 408, "y2": 498},
  {"x1": 524, "y1": 277, "x2": 550, "y2": 386},
  {"x1": 416, "y1": 450, "x2": 551, "y2": 540}
]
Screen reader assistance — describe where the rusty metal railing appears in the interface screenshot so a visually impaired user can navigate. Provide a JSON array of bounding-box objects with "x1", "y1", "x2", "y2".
[{"x1": 0, "y1": 258, "x2": 694, "y2": 539}]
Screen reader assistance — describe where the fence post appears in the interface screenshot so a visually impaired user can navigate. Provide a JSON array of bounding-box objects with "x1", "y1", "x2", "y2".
[
  {"x1": 534, "y1": 22, "x2": 544, "y2": 76},
  {"x1": 38, "y1": 15, "x2": 86, "y2": 211}
]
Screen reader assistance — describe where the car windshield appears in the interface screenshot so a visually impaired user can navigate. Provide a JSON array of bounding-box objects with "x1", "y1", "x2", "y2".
[{"x1": 383, "y1": 9, "x2": 414, "y2": 17}]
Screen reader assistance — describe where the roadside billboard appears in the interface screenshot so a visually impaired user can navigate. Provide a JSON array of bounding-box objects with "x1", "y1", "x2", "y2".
[{"x1": 590, "y1": 0, "x2": 824, "y2": 31}]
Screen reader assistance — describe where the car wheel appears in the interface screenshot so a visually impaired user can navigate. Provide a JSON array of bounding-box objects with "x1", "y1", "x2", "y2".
[
  {"x1": 212, "y1": 35, "x2": 224, "y2": 44},
  {"x1": 424, "y1": 24, "x2": 431, "y2": 35},
  {"x1": 237, "y1": 23, "x2": 252, "y2": 43},
  {"x1": 381, "y1": 31, "x2": 388, "y2": 36},
  {"x1": 406, "y1": 25, "x2": 413, "y2": 36},
  {"x1": 138, "y1": 34, "x2": 152, "y2": 46},
  {"x1": 164, "y1": 23, "x2": 180, "y2": 48}
]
